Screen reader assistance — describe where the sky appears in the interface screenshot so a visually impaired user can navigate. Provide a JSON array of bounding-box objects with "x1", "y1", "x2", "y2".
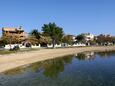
[{"x1": 0, "y1": 0, "x2": 115, "y2": 36}]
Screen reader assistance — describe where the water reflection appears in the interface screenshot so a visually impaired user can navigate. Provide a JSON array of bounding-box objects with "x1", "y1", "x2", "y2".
[
  {"x1": 3, "y1": 65, "x2": 29, "y2": 76},
  {"x1": 75, "y1": 50, "x2": 115, "y2": 61},
  {"x1": 75, "y1": 52, "x2": 95, "y2": 61},
  {"x1": 4, "y1": 51, "x2": 115, "y2": 78},
  {"x1": 3, "y1": 51, "x2": 115, "y2": 77},
  {"x1": 3, "y1": 55, "x2": 74, "y2": 78},
  {"x1": 1, "y1": 51, "x2": 115, "y2": 86},
  {"x1": 43, "y1": 59, "x2": 64, "y2": 78},
  {"x1": 96, "y1": 51, "x2": 115, "y2": 58}
]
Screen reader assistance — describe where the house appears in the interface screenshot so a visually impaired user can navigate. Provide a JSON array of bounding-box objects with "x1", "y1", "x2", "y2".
[
  {"x1": 82, "y1": 33, "x2": 94, "y2": 41},
  {"x1": 2, "y1": 26, "x2": 28, "y2": 40}
]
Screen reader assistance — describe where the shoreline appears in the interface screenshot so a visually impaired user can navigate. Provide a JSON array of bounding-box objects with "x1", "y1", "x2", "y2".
[{"x1": 0, "y1": 46, "x2": 115, "y2": 73}]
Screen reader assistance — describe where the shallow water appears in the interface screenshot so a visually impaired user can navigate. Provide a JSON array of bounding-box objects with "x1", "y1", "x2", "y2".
[{"x1": 0, "y1": 51, "x2": 115, "y2": 86}]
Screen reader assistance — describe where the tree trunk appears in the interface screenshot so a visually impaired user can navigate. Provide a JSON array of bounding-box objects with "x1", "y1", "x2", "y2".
[{"x1": 52, "y1": 39, "x2": 55, "y2": 48}]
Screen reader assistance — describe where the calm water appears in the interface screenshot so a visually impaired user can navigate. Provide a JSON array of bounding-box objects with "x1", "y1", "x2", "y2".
[{"x1": 0, "y1": 51, "x2": 115, "y2": 86}]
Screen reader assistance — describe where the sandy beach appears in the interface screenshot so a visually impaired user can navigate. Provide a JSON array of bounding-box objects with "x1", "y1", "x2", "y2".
[{"x1": 0, "y1": 46, "x2": 115, "y2": 73}]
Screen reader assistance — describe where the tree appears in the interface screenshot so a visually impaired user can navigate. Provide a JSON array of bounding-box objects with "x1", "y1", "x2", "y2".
[
  {"x1": 76, "y1": 34, "x2": 85, "y2": 43},
  {"x1": 42, "y1": 22, "x2": 64, "y2": 48},
  {"x1": 30, "y1": 29, "x2": 41, "y2": 40},
  {"x1": 0, "y1": 35, "x2": 22, "y2": 49},
  {"x1": 29, "y1": 29, "x2": 41, "y2": 45},
  {"x1": 96, "y1": 34, "x2": 114, "y2": 45},
  {"x1": 62, "y1": 35, "x2": 73, "y2": 45},
  {"x1": 1, "y1": 35, "x2": 21, "y2": 44},
  {"x1": 27, "y1": 36, "x2": 39, "y2": 45},
  {"x1": 39, "y1": 36, "x2": 52, "y2": 44},
  {"x1": 111, "y1": 37, "x2": 115, "y2": 44}
]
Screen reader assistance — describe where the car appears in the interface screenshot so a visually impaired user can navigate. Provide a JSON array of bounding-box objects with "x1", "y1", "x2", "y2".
[
  {"x1": 0, "y1": 46, "x2": 5, "y2": 50},
  {"x1": 10, "y1": 45, "x2": 20, "y2": 51}
]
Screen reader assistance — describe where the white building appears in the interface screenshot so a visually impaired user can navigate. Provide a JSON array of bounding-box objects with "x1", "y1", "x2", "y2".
[
  {"x1": 82, "y1": 33, "x2": 95, "y2": 41},
  {"x1": 72, "y1": 35, "x2": 77, "y2": 42}
]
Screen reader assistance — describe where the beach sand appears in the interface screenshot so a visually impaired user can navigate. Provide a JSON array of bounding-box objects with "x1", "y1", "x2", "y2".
[{"x1": 0, "y1": 46, "x2": 115, "y2": 73}]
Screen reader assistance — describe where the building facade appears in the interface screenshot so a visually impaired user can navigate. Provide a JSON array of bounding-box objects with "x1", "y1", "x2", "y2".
[
  {"x1": 82, "y1": 33, "x2": 94, "y2": 41},
  {"x1": 2, "y1": 27, "x2": 28, "y2": 40}
]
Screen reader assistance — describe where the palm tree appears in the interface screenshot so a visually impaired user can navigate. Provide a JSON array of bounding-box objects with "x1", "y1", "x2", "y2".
[
  {"x1": 42, "y1": 22, "x2": 64, "y2": 48},
  {"x1": 29, "y1": 29, "x2": 41, "y2": 45},
  {"x1": 30, "y1": 29, "x2": 41, "y2": 40}
]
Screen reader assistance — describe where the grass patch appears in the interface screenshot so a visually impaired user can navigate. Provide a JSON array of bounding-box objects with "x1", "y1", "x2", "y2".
[
  {"x1": 0, "y1": 48, "x2": 41, "y2": 55},
  {"x1": 0, "y1": 50, "x2": 15, "y2": 55}
]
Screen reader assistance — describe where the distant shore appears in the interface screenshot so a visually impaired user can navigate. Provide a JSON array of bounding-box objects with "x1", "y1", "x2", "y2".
[{"x1": 0, "y1": 46, "x2": 115, "y2": 73}]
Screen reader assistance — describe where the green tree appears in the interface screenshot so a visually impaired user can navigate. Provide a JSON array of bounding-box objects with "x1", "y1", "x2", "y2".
[
  {"x1": 30, "y1": 29, "x2": 41, "y2": 40},
  {"x1": 42, "y1": 23, "x2": 64, "y2": 48},
  {"x1": 76, "y1": 34, "x2": 85, "y2": 43}
]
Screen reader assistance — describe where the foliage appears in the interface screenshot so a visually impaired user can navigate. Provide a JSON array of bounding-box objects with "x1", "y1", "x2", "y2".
[
  {"x1": 96, "y1": 34, "x2": 115, "y2": 45},
  {"x1": 42, "y1": 22, "x2": 64, "y2": 48},
  {"x1": 39, "y1": 36, "x2": 52, "y2": 44},
  {"x1": 76, "y1": 34, "x2": 85, "y2": 43},
  {"x1": 30, "y1": 29, "x2": 41, "y2": 40},
  {"x1": 29, "y1": 29, "x2": 42, "y2": 45},
  {"x1": 1, "y1": 35, "x2": 22, "y2": 45},
  {"x1": 29, "y1": 29, "x2": 52, "y2": 45},
  {"x1": 87, "y1": 40, "x2": 97, "y2": 45},
  {"x1": 27, "y1": 36, "x2": 39, "y2": 45},
  {"x1": 62, "y1": 35, "x2": 73, "y2": 45}
]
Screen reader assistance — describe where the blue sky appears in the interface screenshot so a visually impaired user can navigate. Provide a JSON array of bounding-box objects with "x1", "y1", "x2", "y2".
[{"x1": 0, "y1": 0, "x2": 115, "y2": 35}]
